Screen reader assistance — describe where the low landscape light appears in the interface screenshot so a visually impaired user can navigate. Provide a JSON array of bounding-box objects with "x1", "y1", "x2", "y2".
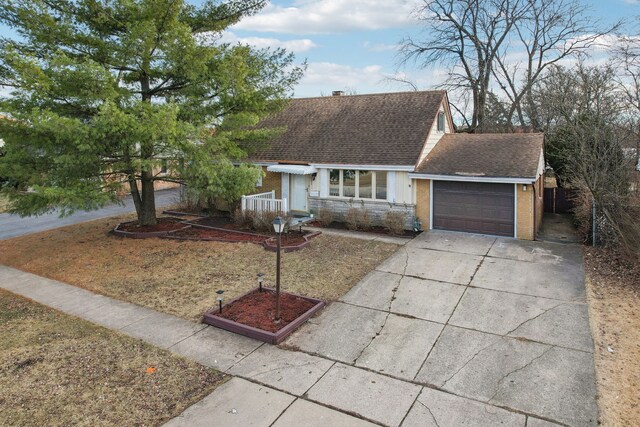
[
  {"x1": 257, "y1": 273, "x2": 264, "y2": 292},
  {"x1": 216, "y1": 289, "x2": 224, "y2": 313}
]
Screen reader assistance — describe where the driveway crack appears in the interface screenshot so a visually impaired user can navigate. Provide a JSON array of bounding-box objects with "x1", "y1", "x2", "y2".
[
  {"x1": 488, "y1": 345, "x2": 555, "y2": 404},
  {"x1": 353, "y1": 247, "x2": 406, "y2": 364},
  {"x1": 504, "y1": 303, "x2": 564, "y2": 337},
  {"x1": 416, "y1": 399, "x2": 441, "y2": 427},
  {"x1": 441, "y1": 338, "x2": 499, "y2": 388}
]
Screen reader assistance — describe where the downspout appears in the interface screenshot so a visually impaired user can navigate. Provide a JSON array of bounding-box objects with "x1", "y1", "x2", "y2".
[{"x1": 532, "y1": 180, "x2": 537, "y2": 240}]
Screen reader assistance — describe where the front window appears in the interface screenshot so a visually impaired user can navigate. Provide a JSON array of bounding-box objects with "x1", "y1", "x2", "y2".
[
  {"x1": 359, "y1": 170, "x2": 373, "y2": 199},
  {"x1": 343, "y1": 170, "x2": 356, "y2": 197},
  {"x1": 329, "y1": 169, "x2": 340, "y2": 196},
  {"x1": 376, "y1": 171, "x2": 387, "y2": 200},
  {"x1": 327, "y1": 169, "x2": 388, "y2": 200}
]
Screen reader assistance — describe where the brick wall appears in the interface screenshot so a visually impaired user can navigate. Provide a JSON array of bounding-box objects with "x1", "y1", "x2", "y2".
[
  {"x1": 309, "y1": 197, "x2": 416, "y2": 229},
  {"x1": 255, "y1": 167, "x2": 282, "y2": 198},
  {"x1": 415, "y1": 179, "x2": 430, "y2": 230},
  {"x1": 516, "y1": 183, "x2": 534, "y2": 240}
]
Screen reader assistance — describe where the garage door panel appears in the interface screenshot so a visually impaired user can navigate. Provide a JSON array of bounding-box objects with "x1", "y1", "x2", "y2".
[{"x1": 433, "y1": 181, "x2": 514, "y2": 237}]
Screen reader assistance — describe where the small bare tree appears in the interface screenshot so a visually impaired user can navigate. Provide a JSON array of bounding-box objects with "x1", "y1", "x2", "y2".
[{"x1": 539, "y1": 62, "x2": 640, "y2": 258}]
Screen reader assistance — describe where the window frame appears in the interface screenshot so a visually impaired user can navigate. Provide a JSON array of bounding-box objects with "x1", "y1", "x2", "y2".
[
  {"x1": 437, "y1": 111, "x2": 445, "y2": 132},
  {"x1": 327, "y1": 169, "x2": 387, "y2": 201}
]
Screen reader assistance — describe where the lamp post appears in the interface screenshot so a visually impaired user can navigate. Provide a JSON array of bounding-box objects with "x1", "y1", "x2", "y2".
[
  {"x1": 272, "y1": 216, "x2": 285, "y2": 322},
  {"x1": 257, "y1": 273, "x2": 264, "y2": 292}
]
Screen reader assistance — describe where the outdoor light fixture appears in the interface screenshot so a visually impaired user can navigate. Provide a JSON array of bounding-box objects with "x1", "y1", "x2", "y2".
[
  {"x1": 522, "y1": 185, "x2": 527, "y2": 191},
  {"x1": 272, "y1": 216, "x2": 285, "y2": 322},
  {"x1": 257, "y1": 273, "x2": 264, "y2": 292},
  {"x1": 272, "y1": 216, "x2": 286, "y2": 234},
  {"x1": 216, "y1": 289, "x2": 224, "y2": 314}
]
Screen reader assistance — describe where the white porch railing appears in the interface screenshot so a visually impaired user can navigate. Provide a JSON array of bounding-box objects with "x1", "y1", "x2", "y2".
[{"x1": 241, "y1": 190, "x2": 288, "y2": 214}]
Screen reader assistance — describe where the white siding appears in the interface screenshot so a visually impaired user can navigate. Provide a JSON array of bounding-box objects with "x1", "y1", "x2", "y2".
[
  {"x1": 416, "y1": 101, "x2": 452, "y2": 166},
  {"x1": 395, "y1": 172, "x2": 414, "y2": 204}
]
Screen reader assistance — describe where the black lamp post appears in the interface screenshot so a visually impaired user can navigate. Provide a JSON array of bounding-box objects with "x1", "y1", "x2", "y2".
[{"x1": 272, "y1": 216, "x2": 286, "y2": 322}]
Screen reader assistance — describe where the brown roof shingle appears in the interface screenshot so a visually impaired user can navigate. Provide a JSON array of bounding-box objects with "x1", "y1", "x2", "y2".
[
  {"x1": 416, "y1": 133, "x2": 544, "y2": 179},
  {"x1": 250, "y1": 90, "x2": 446, "y2": 166}
]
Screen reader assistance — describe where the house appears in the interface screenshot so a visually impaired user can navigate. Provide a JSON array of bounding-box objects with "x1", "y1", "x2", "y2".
[{"x1": 247, "y1": 90, "x2": 544, "y2": 240}]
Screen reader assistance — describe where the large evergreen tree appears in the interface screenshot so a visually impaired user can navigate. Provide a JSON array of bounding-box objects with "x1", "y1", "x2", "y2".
[{"x1": 0, "y1": 0, "x2": 303, "y2": 225}]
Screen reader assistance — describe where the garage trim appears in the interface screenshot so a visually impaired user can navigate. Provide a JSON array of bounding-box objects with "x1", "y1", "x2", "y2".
[{"x1": 409, "y1": 173, "x2": 535, "y2": 185}]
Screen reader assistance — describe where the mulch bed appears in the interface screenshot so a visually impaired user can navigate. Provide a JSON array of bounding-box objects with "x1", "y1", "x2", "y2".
[
  {"x1": 117, "y1": 217, "x2": 186, "y2": 233},
  {"x1": 168, "y1": 227, "x2": 268, "y2": 243},
  {"x1": 215, "y1": 289, "x2": 316, "y2": 333}
]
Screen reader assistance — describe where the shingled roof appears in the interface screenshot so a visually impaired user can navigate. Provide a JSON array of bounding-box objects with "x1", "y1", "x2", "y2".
[
  {"x1": 250, "y1": 90, "x2": 447, "y2": 166},
  {"x1": 415, "y1": 133, "x2": 544, "y2": 179}
]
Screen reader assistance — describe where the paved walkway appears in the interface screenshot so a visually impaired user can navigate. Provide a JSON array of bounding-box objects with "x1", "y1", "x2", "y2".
[
  {"x1": 0, "y1": 230, "x2": 597, "y2": 427},
  {"x1": 0, "y1": 188, "x2": 180, "y2": 240}
]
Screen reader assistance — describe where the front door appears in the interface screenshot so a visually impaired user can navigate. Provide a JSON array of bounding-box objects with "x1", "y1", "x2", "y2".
[{"x1": 290, "y1": 174, "x2": 308, "y2": 212}]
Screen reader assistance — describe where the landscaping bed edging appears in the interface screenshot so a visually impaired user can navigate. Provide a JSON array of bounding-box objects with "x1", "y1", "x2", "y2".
[
  {"x1": 202, "y1": 287, "x2": 325, "y2": 344},
  {"x1": 113, "y1": 220, "x2": 191, "y2": 239},
  {"x1": 263, "y1": 231, "x2": 322, "y2": 253}
]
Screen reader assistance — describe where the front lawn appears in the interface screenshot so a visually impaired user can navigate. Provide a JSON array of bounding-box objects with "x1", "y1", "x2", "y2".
[
  {"x1": 585, "y1": 247, "x2": 640, "y2": 426},
  {"x1": 0, "y1": 215, "x2": 399, "y2": 321},
  {"x1": 0, "y1": 289, "x2": 225, "y2": 426}
]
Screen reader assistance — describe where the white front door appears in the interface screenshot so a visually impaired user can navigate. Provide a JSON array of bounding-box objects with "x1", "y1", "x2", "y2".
[{"x1": 290, "y1": 174, "x2": 308, "y2": 212}]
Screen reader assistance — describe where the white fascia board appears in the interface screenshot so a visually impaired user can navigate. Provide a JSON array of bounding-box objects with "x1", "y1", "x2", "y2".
[
  {"x1": 536, "y1": 149, "x2": 545, "y2": 178},
  {"x1": 408, "y1": 173, "x2": 536, "y2": 184},
  {"x1": 310, "y1": 163, "x2": 414, "y2": 172}
]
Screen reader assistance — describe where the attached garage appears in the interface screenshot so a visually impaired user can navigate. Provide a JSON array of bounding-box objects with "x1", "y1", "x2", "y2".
[
  {"x1": 412, "y1": 133, "x2": 545, "y2": 240},
  {"x1": 432, "y1": 181, "x2": 514, "y2": 237}
]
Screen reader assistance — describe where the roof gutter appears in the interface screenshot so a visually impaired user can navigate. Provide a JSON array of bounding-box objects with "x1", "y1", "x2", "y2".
[
  {"x1": 310, "y1": 163, "x2": 415, "y2": 172},
  {"x1": 408, "y1": 173, "x2": 536, "y2": 184}
]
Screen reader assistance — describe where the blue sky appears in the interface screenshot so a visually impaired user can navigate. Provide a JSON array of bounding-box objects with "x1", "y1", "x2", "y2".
[
  {"x1": 221, "y1": 0, "x2": 639, "y2": 97},
  {"x1": 1, "y1": 0, "x2": 638, "y2": 97}
]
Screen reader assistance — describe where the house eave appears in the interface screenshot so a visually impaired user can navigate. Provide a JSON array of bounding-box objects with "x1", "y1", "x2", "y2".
[
  {"x1": 408, "y1": 173, "x2": 537, "y2": 184},
  {"x1": 309, "y1": 163, "x2": 415, "y2": 171}
]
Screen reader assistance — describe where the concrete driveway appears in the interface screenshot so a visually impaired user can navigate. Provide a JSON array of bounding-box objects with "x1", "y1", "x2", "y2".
[
  {"x1": 285, "y1": 231, "x2": 596, "y2": 426},
  {"x1": 0, "y1": 188, "x2": 180, "y2": 240}
]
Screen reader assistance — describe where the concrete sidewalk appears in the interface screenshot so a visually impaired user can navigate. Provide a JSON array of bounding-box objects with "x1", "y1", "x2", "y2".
[{"x1": 0, "y1": 188, "x2": 180, "y2": 240}]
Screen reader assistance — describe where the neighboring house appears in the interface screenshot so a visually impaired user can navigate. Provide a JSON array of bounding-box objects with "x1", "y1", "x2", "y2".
[{"x1": 248, "y1": 90, "x2": 544, "y2": 240}]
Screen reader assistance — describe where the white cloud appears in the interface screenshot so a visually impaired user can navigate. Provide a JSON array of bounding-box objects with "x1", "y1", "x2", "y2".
[
  {"x1": 623, "y1": 0, "x2": 639, "y2": 4},
  {"x1": 201, "y1": 31, "x2": 317, "y2": 53},
  {"x1": 233, "y1": 0, "x2": 421, "y2": 35},
  {"x1": 363, "y1": 41, "x2": 400, "y2": 52},
  {"x1": 296, "y1": 62, "x2": 386, "y2": 95}
]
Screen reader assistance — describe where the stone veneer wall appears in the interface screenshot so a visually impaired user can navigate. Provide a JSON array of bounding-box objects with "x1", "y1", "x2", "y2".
[{"x1": 308, "y1": 197, "x2": 416, "y2": 230}]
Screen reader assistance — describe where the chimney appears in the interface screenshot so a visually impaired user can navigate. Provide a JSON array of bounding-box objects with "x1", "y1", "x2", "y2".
[{"x1": 332, "y1": 90, "x2": 344, "y2": 96}]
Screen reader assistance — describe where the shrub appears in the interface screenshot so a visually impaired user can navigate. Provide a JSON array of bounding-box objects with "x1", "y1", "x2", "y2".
[
  {"x1": 384, "y1": 211, "x2": 406, "y2": 235},
  {"x1": 232, "y1": 208, "x2": 255, "y2": 230},
  {"x1": 252, "y1": 210, "x2": 283, "y2": 232},
  {"x1": 175, "y1": 187, "x2": 205, "y2": 214},
  {"x1": 316, "y1": 208, "x2": 334, "y2": 227},
  {"x1": 345, "y1": 208, "x2": 371, "y2": 231}
]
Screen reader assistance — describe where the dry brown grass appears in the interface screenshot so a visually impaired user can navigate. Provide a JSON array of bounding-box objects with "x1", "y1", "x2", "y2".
[
  {"x1": 0, "y1": 214, "x2": 399, "y2": 321},
  {"x1": 0, "y1": 289, "x2": 225, "y2": 427},
  {"x1": 585, "y1": 247, "x2": 640, "y2": 426}
]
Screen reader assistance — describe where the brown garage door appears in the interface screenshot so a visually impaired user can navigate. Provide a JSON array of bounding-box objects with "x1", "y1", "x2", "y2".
[{"x1": 433, "y1": 181, "x2": 514, "y2": 237}]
